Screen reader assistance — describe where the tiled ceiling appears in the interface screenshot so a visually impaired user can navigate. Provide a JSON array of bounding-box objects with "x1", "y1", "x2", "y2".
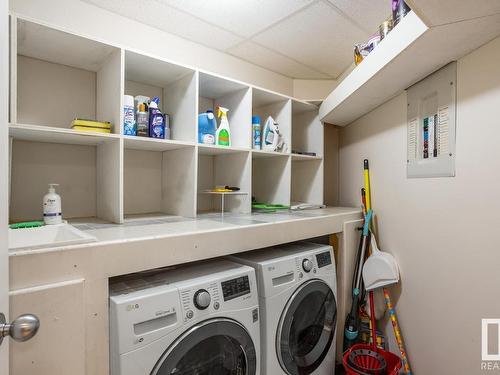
[{"x1": 83, "y1": 0, "x2": 390, "y2": 79}]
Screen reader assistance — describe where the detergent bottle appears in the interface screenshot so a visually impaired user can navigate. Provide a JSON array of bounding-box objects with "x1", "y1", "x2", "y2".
[
  {"x1": 198, "y1": 110, "x2": 217, "y2": 145},
  {"x1": 216, "y1": 107, "x2": 231, "y2": 146}
]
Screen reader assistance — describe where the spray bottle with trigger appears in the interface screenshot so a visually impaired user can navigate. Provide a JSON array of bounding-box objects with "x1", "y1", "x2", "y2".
[{"x1": 216, "y1": 107, "x2": 231, "y2": 146}]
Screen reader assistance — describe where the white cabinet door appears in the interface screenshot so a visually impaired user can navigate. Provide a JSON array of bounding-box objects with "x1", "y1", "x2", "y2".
[{"x1": 1, "y1": 0, "x2": 10, "y2": 372}]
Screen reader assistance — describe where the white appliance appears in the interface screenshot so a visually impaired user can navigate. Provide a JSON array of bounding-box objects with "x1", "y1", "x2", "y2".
[
  {"x1": 230, "y1": 242, "x2": 337, "y2": 375},
  {"x1": 109, "y1": 260, "x2": 260, "y2": 375}
]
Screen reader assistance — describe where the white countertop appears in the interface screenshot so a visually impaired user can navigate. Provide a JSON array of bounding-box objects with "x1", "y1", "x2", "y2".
[{"x1": 9, "y1": 207, "x2": 361, "y2": 256}]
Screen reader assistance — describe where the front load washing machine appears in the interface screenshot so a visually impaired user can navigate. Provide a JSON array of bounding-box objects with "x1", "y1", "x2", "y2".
[
  {"x1": 230, "y1": 242, "x2": 337, "y2": 375},
  {"x1": 109, "y1": 259, "x2": 260, "y2": 375}
]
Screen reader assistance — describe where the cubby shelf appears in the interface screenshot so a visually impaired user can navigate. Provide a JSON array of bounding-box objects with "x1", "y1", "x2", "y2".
[
  {"x1": 8, "y1": 17, "x2": 324, "y2": 224},
  {"x1": 252, "y1": 149, "x2": 290, "y2": 159},
  {"x1": 319, "y1": 10, "x2": 500, "y2": 126},
  {"x1": 123, "y1": 136, "x2": 195, "y2": 152},
  {"x1": 291, "y1": 154, "x2": 322, "y2": 161},
  {"x1": 9, "y1": 123, "x2": 120, "y2": 146}
]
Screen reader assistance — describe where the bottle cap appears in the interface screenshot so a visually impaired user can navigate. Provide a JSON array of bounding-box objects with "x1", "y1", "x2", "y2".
[{"x1": 252, "y1": 116, "x2": 260, "y2": 124}]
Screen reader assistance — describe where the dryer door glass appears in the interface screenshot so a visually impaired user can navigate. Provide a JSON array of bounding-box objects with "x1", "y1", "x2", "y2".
[
  {"x1": 151, "y1": 318, "x2": 257, "y2": 375},
  {"x1": 277, "y1": 279, "x2": 336, "y2": 375}
]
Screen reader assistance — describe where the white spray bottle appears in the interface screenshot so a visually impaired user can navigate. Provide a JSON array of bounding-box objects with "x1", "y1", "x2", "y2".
[
  {"x1": 216, "y1": 107, "x2": 231, "y2": 146},
  {"x1": 43, "y1": 184, "x2": 62, "y2": 225}
]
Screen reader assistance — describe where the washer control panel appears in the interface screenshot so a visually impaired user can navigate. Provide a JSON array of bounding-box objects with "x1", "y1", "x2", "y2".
[
  {"x1": 179, "y1": 274, "x2": 253, "y2": 322},
  {"x1": 180, "y1": 281, "x2": 220, "y2": 322},
  {"x1": 302, "y1": 258, "x2": 313, "y2": 273},
  {"x1": 193, "y1": 289, "x2": 211, "y2": 310}
]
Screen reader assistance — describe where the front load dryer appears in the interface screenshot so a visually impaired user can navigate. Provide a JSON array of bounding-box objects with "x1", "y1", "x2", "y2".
[
  {"x1": 109, "y1": 259, "x2": 260, "y2": 375},
  {"x1": 230, "y1": 242, "x2": 337, "y2": 375}
]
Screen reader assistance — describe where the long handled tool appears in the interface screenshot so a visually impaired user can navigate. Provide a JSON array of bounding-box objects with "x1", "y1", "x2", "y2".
[
  {"x1": 363, "y1": 159, "x2": 412, "y2": 374},
  {"x1": 343, "y1": 207, "x2": 372, "y2": 352}
]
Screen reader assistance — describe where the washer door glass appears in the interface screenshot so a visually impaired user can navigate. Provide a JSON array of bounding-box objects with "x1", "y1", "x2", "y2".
[
  {"x1": 277, "y1": 279, "x2": 337, "y2": 375},
  {"x1": 152, "y1": 318, "x2": 256, "y2": 375}
]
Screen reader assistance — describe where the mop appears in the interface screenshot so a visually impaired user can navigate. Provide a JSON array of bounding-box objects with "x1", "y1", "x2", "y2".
[{"x1": 362, "y1": 159, "x2": 412, "y2": 375}]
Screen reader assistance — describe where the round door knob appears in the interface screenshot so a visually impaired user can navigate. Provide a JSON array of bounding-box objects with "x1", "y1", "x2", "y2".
[
  {"x1": 193, "y1": 290, "x2": 211, "y2": 310},
  {"x1": 0, "y1": 313, "x2": 40, "y2": 345},
  {"x1": 302, "y1": 259, "x2": 313, "y2": 273}
]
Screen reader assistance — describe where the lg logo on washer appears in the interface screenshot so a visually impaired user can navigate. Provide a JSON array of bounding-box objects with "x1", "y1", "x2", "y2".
[
  {"x1": 482, "y1": 319, "x2": 500, "y2": 371},
  {"x1": 126, "y1": 303, "x2": 139, "y2": 311}
]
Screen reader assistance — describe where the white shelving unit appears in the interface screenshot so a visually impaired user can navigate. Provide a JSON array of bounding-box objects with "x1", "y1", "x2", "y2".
[
  {"x1": 320, "y1": 10, "x2": 500, "y2": 126},
  {"x1": 8, "y1": 17, "x2": 324, "y2": 224}
]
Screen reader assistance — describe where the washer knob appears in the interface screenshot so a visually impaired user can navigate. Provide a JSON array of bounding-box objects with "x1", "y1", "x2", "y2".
[
  {"x1": 193, "y1": 289, "x2": 211, "y2": 310},
  {"x1": 302, "y1": 259, "x2": 313, "y2": 273}
]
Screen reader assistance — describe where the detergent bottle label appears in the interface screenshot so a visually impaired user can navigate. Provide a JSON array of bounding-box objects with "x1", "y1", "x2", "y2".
[{"x1": 218, "y1": 129, "x2": 230, "y2": 146}]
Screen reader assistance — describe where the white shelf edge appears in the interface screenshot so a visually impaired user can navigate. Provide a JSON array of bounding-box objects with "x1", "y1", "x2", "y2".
[
  {"x1": 291, "y1": 154, "x2": 322, "y2": 161},
  {"x1": 319, "y1": 11, "x2": 428, "y2": 125},
  {"x1": 251, "y1": 149, "x2": 290, "y2": 158},
  {"x1": 200, "y1": 191, "x2": 248, "y2": 195},
  {"x1": 197, "y1": 144, "x2": 251, "y2": 155},
  {"x1": 9, "y1": 123, "x2": 120, "y2": 145},
  {"x1": 123, "y1": 136, "x2": 195, "y2": 152},
  {"x1": 320, "y1": 10, "x2": 500, "y2": 126}
]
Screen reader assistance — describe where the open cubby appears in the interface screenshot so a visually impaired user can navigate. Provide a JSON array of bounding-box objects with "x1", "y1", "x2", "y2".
[
  {"x1": 198, "y1": 72, "x2": 252, "y2": 149},
  {"x1": 252, "y1": 88, "x2": 292, "y2": 154},
  {"x1": 9, "y1": 138, "x2": 121, "y2": 223},
  {"x1": 197, "y1": 149, "x2": 251, "y2": 214},
  {"x1": 14, "y1": 19, "x2": 122, "y2": 134},
  {"x1": 123, "y1": 145, "x2": 196, "y2": 219},
  {"x1": 291, "y1": 158, "x2": 323, "y2": 205},
  {"x1": 124, "y1": 51, "x2": 197, "y2": 142},
  {"x1": 8, "y1": 17, "x2": 325, "y2": 225},
  {"x1": 292, "y1": 100, "x2": 323, "y2": 158},
  {"x1": 252, "y1": 154, "x2": 291, "y2": 206}
]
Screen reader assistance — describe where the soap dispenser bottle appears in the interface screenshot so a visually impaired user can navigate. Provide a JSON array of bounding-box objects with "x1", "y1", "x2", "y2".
[{"x1": 43, "y1": 184, "x2": 62, "y2": 225}]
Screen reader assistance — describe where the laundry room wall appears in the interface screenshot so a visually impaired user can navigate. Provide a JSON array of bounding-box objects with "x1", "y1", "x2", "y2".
[
  {"x1": 338, "y1": 35, "x2": 500, "y2": 374},
  {"x1": 9, "y1": 0, "x2": 294, "y2": 96}
]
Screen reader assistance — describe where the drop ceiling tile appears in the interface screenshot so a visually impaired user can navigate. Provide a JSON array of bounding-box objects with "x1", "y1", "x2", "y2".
[
  {"x1": 227, "y1": 41, "x2": 331, "y2": 79},
  {"x1": 157, "y1": 0, "x2": 315, "y2": 37},
  {"x1": 83, "y1": 0, "x2": 243, "y2": 50},
  {"x1": 328, "y1": 0, "x2": 391, "y2": 34},
  {"x1": 253, "y1": 1, "x2": 367, "y2": 77}
]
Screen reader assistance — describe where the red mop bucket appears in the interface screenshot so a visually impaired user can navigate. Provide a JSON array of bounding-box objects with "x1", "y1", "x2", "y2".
[{"x1": 343, "y1": 292, "x2": 402, "y2": 375}]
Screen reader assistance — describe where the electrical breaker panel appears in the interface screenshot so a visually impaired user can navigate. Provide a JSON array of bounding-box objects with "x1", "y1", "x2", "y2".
[{"x1": 406, "y1": 62, "x2": 456, "y2": 178}]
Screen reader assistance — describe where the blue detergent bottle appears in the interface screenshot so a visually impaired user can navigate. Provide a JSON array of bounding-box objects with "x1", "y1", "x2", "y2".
[{"x1": 198, "y1": 110, "x2": 217, "y2": 144}]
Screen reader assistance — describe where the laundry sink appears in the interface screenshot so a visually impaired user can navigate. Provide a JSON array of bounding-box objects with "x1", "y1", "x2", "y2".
[{"x1": 8, "y1": 222, "x2": 97, "y2": 251}]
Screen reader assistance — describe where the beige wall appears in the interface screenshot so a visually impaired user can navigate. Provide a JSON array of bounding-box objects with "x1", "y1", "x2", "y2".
[
  {"x1": 10, "y1": 0, "x2": 294, "y2": 96},
  {"x1": 293, "y1": 79, "x2": 338, "y2": 100},
  {"x1": 338, "y1": 35, "x2": 500, "y2": 373}
]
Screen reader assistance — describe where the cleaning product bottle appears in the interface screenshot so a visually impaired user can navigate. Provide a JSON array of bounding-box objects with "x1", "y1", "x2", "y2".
[
  {"x1": 123, "y1": 95, "x2": 136, "y2": 136},
  {"x1": 252, "y1": 116, "x2": 261, "y2": 150},
  {"x1": 262, "y1": 116, "x2": 279, "y2": 151},
  {"x1": 136, "y1": 103, "x2": 149, "y2": 137},
  {"x1": 198, "y1": 110, "x2": 217, "y2": 145},
  {"x1": 43, "y1": 184, "x2": 62, "y2": 225},
  {"x1": 216, "y1": 107, "x2": 231, "y2": 146},
  {"x1": 149, "y1": 97, "x2": 165, "y2": 139}
]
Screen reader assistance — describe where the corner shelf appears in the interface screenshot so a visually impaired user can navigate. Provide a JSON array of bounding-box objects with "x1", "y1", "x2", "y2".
[{"x1": 319, "y1": 10, "x2": 500, "y2": 125}]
